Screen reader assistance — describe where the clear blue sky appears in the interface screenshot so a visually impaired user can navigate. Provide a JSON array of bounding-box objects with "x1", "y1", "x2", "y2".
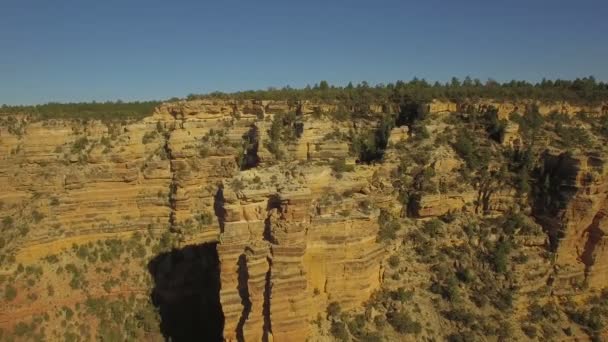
[{"x1": 1, "y1": 0, "x2": 607, "y2": 105}]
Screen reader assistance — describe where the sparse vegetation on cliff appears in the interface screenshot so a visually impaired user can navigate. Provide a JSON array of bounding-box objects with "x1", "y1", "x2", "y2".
[{"x1": 1, "y1": 80, "x2": 608, "y2": 341}]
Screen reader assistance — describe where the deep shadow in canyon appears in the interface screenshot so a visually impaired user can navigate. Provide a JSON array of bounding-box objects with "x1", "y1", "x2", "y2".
[{"x1": 148, "y1": 243, "x2": 224, "y2": 341}]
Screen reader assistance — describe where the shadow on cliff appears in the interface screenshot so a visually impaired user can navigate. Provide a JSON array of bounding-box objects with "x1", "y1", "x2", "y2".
[{"x1": 148, "y1": 243, "x2": 224, "y2": 342}]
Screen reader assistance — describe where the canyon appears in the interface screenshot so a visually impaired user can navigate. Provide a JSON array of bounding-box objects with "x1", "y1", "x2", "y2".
[{"x1": 0, "y1": 97, "x2": 607, "y2": 341}]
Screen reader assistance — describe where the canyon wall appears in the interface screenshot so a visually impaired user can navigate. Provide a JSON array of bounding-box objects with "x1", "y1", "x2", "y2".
[
  {"x1": 534, "y1": 152, "x2": 608, "y2": 292},
  {"x1": 0, "y1": 99, "x2": 386, "y2": 341},
  {"x1": 1, "y1": 97, "x2": 607, "y2": 340}
]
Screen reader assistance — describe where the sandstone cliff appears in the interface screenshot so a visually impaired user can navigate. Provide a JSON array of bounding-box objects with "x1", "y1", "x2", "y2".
[{"x1": 1, "y1": 97, "x2": 607, "y2": 341}]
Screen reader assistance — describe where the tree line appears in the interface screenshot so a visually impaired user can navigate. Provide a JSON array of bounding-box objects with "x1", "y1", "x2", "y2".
[
  {"x1": 1, "y1": 77, "x2": 606, "y2": 120},
  {"x1": 0, "y1": 101, "x2": 160, "y2": 120},
  {"x1": 193, "y1": 76, "x2": 608, "y2": 105}
]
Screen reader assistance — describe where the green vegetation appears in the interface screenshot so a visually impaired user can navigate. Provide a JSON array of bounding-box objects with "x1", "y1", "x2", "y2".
[
  {"x1": 330, "y1": 158, "x2": 354, "y2": 178},
  {"x1": 452, "y1": 130, "x2": 490, "y2": 171},
  {"x1": 83, "y1": 295, "x2": 161, "y2": 340},
  {"x1": 490, "y1": 239, "x2": 511, "y2": 274},
  {"x1": 386, "y1": 311, "x2": 422, "y2": 334},
  {"x1": 185, "y1": 77, "x2": 608, "y2": 105},
  {"x1": 351, "y1": 114, "x2": 395, "y2": 163},
  {"x1": 566, "y1": 288, "x2": 608, "y2": 341},
  {"x1": 422, "y1": 219, "x2": 444, "y2": 238},
  {"x1": 4, "y1": 284, "x2": 17, "y2": 301},
  {"x1": 266, "y1": 112, "x2": 297, "y2": 160},
  {"x1": 71, "y1": 137, "x2": 89, "y2": 154},
  {"x1": 141, "y1": 131, "x2": 158, "y2": 144},
  {"x1": 330, "y1": 321, "x2": 349, "y2": 341},
  {"x1": 388, "y1": 255, "x2": 400, "y2": 268},
  {"x1": 1, "y1": 101, "x2": 160, "y2": 121},
  {"x1": 195, "y1": 211, "x2": 214, "y2": 226},
  {"x1": 2, "y1": 216, "x2": 14, "y2": 229},
  {"x1": 377, "y1": 210, "x2": 400, "y2": 241},
  {"x1": 198, "y1": 129, "x2": 238, "y2": 157},
  {"x1": 327, "y1": 301, "x2": 342, "y2": 318}
]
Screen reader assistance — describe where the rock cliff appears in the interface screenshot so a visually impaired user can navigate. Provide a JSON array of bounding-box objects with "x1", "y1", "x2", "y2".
[{"x1": 1, "y1": 97, "x2": 607, "y2": 341}]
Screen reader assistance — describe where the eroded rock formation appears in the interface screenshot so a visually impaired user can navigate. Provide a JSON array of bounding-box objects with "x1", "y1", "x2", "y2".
[
  {"x1": 534, "y1": 151, "x2": 608, "y2": 291},
  {"x1": 1, "y1": 97, "x2": 608, "y2": 340}
]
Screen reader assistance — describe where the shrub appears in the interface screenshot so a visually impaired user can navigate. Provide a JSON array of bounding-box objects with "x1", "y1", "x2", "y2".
[
  {"x1": 411, "y1": 122, "x2": 429, "y2": 140},
  {"x1": 231, "y1": 179, "x2": 245, "y2": 192},
  {"x1": 388, "y1": 255, "x2": 400, "y2": 268},
  {"x1": 265, "y1": 112, "x2": 297, "y2": 160},
  {"x1": 390, "y1": 287, "x2": 414, "y2": 303},
  {"x1": 453, "y1": 132, "x2": 474, "y2": 163},
  {"x1": 422, "y1": 219, "x2": 443, "y2": 237},
  {"x1": 442, "y1": 276, "x2": 460, "y2": 302},
  {"x1": 521, "y1": 324, "x2": 537, "y2": 338},
  {"x1": 511, "y1": 109, "x2": 544, "y2": 138},
  {"x1": 330, "y1": 158, "x2": 354, "y2": 174},
  {"x1": 327, "y1": 302, "x2": 342, "y2": 318},
  {"x1": 452, "y1": 131, "x2": 489, "y2": 171},
  {"x1": 195, "y1": 211, "x2": 214, "y2": 226},
  {"x1": 553, "y1": 124, "x2": 592, "y2": 148},
  {"x1": 2, "y1": 216, "x2": 13, "y2": 229},
  {"x1": 490, "y1": 239, "x2": 511, "y2": 273},
  {"x1": 62, "y1": 306, "x2": 74, "y2": 319},
  {"x1": 346, "y1": 314, "x2": 366, "y2": 338},
  {"x1": 491, "y1": 288, "x2": 514, "y2": 311},
  {"x1": 447, "y1": 331, "x2": 477, "y2": 342},
  {"x1": 386, "y1": 311, "x2": 421, "y2": 334},
  {"x1": 71, "y1": 137, "x2": 89, "y2": 154},
  {"x1": 374, "y1": 315, "x2": 386, "y2": 328},
  {"x1": 141, "y1": 131, "x2": 157, "y2": 144},
  {"x1": 443, "y1": 308, "x2": 476, "y2": 325},
  {"x1": 13, "y1": 322, "x2": 31, "y2": 336},
  {"x1": 377, "y1": 210, "x2": 400, "y2": 241},
  {"x1": 456, "y1": 268, "x2": 475, "y2": 283},
  {"x1": 483, "y1": 107, "x2": 507, "y2": 142},
  {"x1": 330, "y1": 321, "x2": 349, "y2": 341},
  {"x1": 32, "y1": 210, "x2": 45, "y2": 223},
  {"x1": 359, "y1": 332, "x2": 383, "y2": 342},
  {"x1": 5, "y1": 284, "x2": 17, "y2": 301}
]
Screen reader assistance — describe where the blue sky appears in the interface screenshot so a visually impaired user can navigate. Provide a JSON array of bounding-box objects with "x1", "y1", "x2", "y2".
[{"x1": 1, "y1": 0, "x2": 607, "y2": 105}]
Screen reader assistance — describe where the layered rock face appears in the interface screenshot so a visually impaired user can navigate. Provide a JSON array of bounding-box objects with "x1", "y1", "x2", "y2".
[
  {"x1": 0, "y1": 117, "x2": 173, "y2": 265},
  {"x1": 217, "y1": 180, "x2": 383, "y2": 341},
  {"x1": 0, "y1": 99, "x2": 385, "y2": 341},
  {"x1": 2, "y1": 97, "x2": 608, "y2": 340},
  {"x1": 534, "y1": 152, "x2": 608, "y2": 291},
  {"x1": 425, "y1": 99, "x2": 608, "y2": 119},
  {"x1": 155, "y1": 99, "x2": 385, "y2": 340}
]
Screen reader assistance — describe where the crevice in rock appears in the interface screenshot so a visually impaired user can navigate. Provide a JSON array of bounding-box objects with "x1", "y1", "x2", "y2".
[
  {"x1": 264, "y1": 195, "x2": 282, "y2": 243},
  {"x1": 262, "y1": 255, "x2": 273, "y2": 342},
  {"x1": 148, "y1": 243, "x2": 224, "y2": 341},
  {"x1": 263, "y1": 217, "x2": 273, "y2": 244},
  {"x1": 261, "y1": 198, "x2": 278, "y2": 341},
  {"x1": 396, "y1": 101, "x2": 422, "y2": 128},
  {"x1": 214, "y1": 185, "x2": 226, "y2": 233},
  {"x1": 532, "y1": 152, "x2": 580, "y2": 251},
  {"x1": 580, "y1": 210, "x2": 606, "y2": 279},
  {"x1": 236, "y1": 253, "x2": 252, "y2": 342},
  {"x1": 355, "y1": 114, "x2": 395, "y2": 163},
  {"x1": 162, "y1": 124, "x2": 178, "y2": 232},
  {"x1": 240, "y1": 124, "x2": 260, "y2": 170}
]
